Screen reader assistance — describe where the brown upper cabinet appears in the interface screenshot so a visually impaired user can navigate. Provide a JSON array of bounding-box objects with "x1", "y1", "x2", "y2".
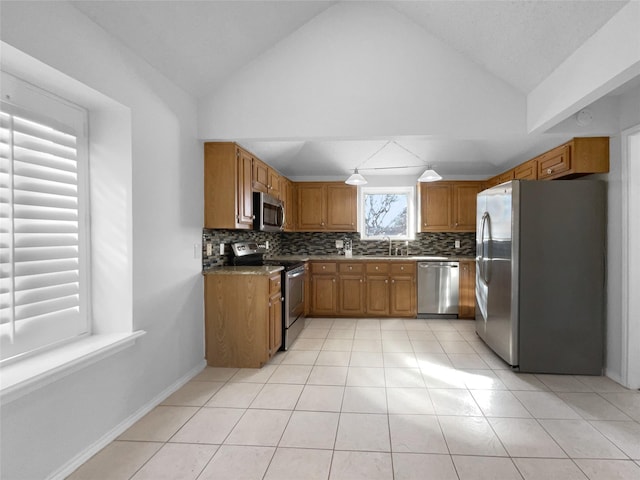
[
  {"x1": 280, "y1": 177, "x2": 296, "y2": 232},
  {"x1": 536, "y1": 137, "x2": 609, "y2": 180},
  {"x1": 484, "y1": 169, "x2": 515, "y2": 189},
  {"x1": 204, "y1": 142, "x2": 254, "y2": 229},
  {"x1": 420, "y1": 181, "x2": 482, "y2": 232},
  {"x1": 252, "y1": 157, "x2": 282, "y2": 199},
  {"x1": 483, "y1": 137, "x2": 609, "y2": 190},
  {"x1": 297, "y1": 182, "x2": 357, "y2": 232},
  {"x1": 514, "y1": 159, "x2": 538, "y2": 180},
  {"x1": 205, "y1": 142, "x2": 294, "y2": 230}
]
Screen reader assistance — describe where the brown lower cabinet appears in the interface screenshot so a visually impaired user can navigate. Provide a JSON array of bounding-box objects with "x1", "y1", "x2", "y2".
[
  {"x1": 309, "y1": 260, "x2": 416, "y2": 317},
  {"x1": 205, "y1": 272, "x2": 282, "y2": 368},
  {"x1": 458, "y1": 260, "x2": 476, "y2": 319}
]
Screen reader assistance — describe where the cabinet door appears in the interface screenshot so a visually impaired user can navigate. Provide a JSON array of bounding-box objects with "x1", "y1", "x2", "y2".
[
  {"x1": 326, "y1": 184, "x2": 357, "y2": 231},
  {"x1": 339, "y1": 274, "x2": 365, "y2": 315},
  {"x1": 297, "y1": 184, "x2": 326, "y2": 230},
  {"x1": 284, "y1": 180, "x2": 296, "y2": 231},
  {"x1": 310, "y1": 274, "x2": 337, "y2": 315},
  {"x1": 514, "y1": 159, "x2": 537, "y2": 180},
  {"x1": 497, "y1": 170, "x2": 515, "y2": 184},
  {"x1": 389, "y1": 275, "x2": 416, "y2": 317},
  {"x1": 420, "y1": 183, "x2": 452, "y2": 231},
  {"x1": 453, "y1": 183, "x2": 481, "y2": 231},
  {"x1": 252, "y1": 157, "x2": 270, "y2": 193},
  {"x1": 366, "y1": 275, "x2": 389, "y2": 316},
  {"x1": 269, "y1": 292, "x2": 283, "y2": 355},
  {"x1": 237, "y1": 148, "x2": 254, "y2": 227},
  {"x1": 537, "y1": 144, "x2": 570, "y2": 180},
  {"x1": 268, "y1": 169, "x2": 281, "y2": 199},
  {"x1": 458, "y1": 260, "x2": 476, "y2": 319}
]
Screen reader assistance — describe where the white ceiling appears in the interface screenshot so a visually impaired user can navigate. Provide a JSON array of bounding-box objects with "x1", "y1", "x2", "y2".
[{"x1": 70, "y1": 0, "x2": 631, "y2": 180}]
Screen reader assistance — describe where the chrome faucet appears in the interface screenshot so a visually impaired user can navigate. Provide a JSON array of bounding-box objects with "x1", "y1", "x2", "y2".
[{"x1": 382, "y1": 236, "x2": 392, "y2": 255}]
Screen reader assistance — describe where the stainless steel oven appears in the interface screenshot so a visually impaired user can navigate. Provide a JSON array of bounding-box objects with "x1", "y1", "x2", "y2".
[{"x1": 283, "y1": 264, "x2": 306, "y2": 350}]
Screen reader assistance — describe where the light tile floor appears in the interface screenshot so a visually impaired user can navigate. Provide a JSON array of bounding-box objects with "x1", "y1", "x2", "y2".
[{"x1": 68, "y1": 318, "x2": 640, "y2": 480}]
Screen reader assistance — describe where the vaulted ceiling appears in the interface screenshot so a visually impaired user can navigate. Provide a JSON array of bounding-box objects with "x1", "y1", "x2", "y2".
[{"x1": 71, "y1": 0, "x2": 633, "y2": 181}]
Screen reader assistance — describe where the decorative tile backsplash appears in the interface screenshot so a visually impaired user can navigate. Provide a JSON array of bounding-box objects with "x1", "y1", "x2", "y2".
[{"x1": 203, "y1": 229, "x2": 475, "y2": 268}]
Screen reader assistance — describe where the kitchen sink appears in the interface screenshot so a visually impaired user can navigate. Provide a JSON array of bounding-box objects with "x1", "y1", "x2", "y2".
[{"x1": 360, "y1": 254, "x2": 451, "y2": 261}]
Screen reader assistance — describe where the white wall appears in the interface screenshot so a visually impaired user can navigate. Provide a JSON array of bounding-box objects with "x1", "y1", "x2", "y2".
[
  {"x1": 527, "y1": 1, "x2": 640, "y2": 134},
  {"x1": 198, "y1": 1, "x2": 526, "y2": 140},
  {"x1": 625, "y1": 126, "x2": 640, "y2": 388},
  {"x1": 0, "y1": 2, "x2": 204, "y2": 479},
  {"x1": 563, "y1": 84, "x2": 640, "y2": 385}
]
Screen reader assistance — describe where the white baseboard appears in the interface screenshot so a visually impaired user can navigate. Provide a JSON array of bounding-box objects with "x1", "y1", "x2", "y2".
[{"x1": 47, "y1": 360, "x2": 207, "y2": 480}]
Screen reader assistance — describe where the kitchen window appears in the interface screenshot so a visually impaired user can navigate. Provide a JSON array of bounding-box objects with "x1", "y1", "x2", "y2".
[
  {"x1": 359, "y1": 186, "x2": 416, "y2": 240},
  {"x1": 0, "y1": 74, "x2": 90, "y2": 364}
]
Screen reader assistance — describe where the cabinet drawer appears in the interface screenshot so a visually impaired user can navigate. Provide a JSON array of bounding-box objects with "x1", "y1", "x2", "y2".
[
  {"x1": 311, "y1": 262, "x2": 337, "y2": 274},
  {"x1": 339, "y1": 262, "x2": 364, "y2": 273},
  {"x1": 390, "y1": 263, "x2": 415, "y2": 275},
  {"x1": 269, "y1": 274, "x2": 282, "y2": 293},
  {"x1": 537, "y1": 144, "x2": 570, "y2": 179},
  {"x1": 366, "y1": 262, "x2": 389, "y2": 274}
]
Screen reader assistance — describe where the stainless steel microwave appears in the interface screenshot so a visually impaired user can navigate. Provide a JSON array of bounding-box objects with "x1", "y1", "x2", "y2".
[{"x1": 253, "y1": 191, "x2": 285, "y2": 231}]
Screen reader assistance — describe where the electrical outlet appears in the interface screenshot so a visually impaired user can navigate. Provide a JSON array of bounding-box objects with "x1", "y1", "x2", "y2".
[
  {"x1": 206, "y1": 243, "x2": 212, "y2": 256},
  {"x1": 455, "y1": 240, "x2": 461, "y2": 249},
  {"x1": 265, "y1": 241, "x2": 269, "y2": 250},
  {"x1": 219, "y1": 243, "x2": 225, "y2": 255},
  {"x1": 336, "y1": 240, "x2": 344, "y2": 248}
]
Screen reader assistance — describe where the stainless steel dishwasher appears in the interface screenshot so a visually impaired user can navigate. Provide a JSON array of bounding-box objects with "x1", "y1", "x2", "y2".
[{"x1": 417, "y1": 261, "x2": 460, "y2": 317}]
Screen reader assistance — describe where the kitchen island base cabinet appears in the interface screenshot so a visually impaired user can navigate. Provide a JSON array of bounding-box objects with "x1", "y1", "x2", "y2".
[
  {"x1": 389, "y1": 263, "x2": 417, "y2": 316},
  {"x1": 205, "y1": 272, "x2": 282, "y2": 368},
  {"x1": 309, "y1": 260, "x2": 416, "y2": 318}
]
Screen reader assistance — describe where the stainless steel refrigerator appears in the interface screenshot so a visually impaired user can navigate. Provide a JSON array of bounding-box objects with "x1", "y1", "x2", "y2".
[{"x1": 475, "y1": 180, "x2": 605, "y2": 374}]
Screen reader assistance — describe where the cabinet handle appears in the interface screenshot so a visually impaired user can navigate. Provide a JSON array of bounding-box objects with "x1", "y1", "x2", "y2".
[
  {"x1": 321, "y1": 222, "x2": 325, "y2": 226},
  {"x1": 322, "y1": 265, "x2": 326, "y2": 270},
  {"x1": 252, "y1": 215, "x2": 256, "y2": 220},
  {"x1": 375, "y1": 266, "x2": 379, "y2": 270},
  {"x1": 385, "y1": 279, "x2": 388, "y2": 283},
  {"x1": 349, "y1": 266, "x2": 352, "y2": 270},
  {"x1": 400, "y1": 266, "x2": 404, "y2": 271},
  {"x1": 547, "y1": 168, "x2": 553, "y2": 174},
  {"x1": 360, "y1": 279, "x2": 363, "y2": 283},
  {"x1": 281, "y1": 296, "x2": 284, "y2": 301},
  {"x1": 332, "y1": 278, "x2": 335, "y2": 283}
]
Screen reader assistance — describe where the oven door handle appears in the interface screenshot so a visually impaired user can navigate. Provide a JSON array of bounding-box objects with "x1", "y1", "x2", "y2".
[{"x1": 287, "y1": 270, "x2": 306, "y2": 279}]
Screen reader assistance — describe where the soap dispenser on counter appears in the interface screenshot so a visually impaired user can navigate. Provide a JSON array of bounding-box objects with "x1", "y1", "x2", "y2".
[{"x1": 344, "y1": 238, "x2": 352, "y2": 258}]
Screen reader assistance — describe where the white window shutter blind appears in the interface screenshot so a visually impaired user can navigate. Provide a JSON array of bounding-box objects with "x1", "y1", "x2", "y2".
[{"x1": 0, "y1": 85, "x2": 89, "y2": 363}]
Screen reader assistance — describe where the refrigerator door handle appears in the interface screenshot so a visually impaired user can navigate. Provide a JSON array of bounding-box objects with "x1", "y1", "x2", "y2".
[{"x1": 480, "y1": 212, "x2": 492, "y2": 285}]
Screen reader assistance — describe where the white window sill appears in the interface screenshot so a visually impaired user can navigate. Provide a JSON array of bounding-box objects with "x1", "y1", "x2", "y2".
[{"x1": 0, "y1": 331, "x2": 146, "y2": 405}]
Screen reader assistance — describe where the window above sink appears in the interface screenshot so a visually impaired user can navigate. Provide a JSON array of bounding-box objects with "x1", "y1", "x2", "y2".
[{"x1": 358, "y1": 186, "x2": 416, "y2": 241}]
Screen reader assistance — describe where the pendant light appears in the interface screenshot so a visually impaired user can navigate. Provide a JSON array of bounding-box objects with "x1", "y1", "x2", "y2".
[
  {"x1": 344, "y1": 140, "x2": 442, "y2": 184},
  {"x1": 418, "y1": 165, "x2": 442, "y2": 182},
  {"x1": 345, "y1": 168, "x2": 367, "y2": 185}
]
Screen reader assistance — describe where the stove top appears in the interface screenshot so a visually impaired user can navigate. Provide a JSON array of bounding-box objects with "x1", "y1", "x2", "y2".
[{"x1": 231, "y1": 242, "x2": 304, "y2": 271}]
